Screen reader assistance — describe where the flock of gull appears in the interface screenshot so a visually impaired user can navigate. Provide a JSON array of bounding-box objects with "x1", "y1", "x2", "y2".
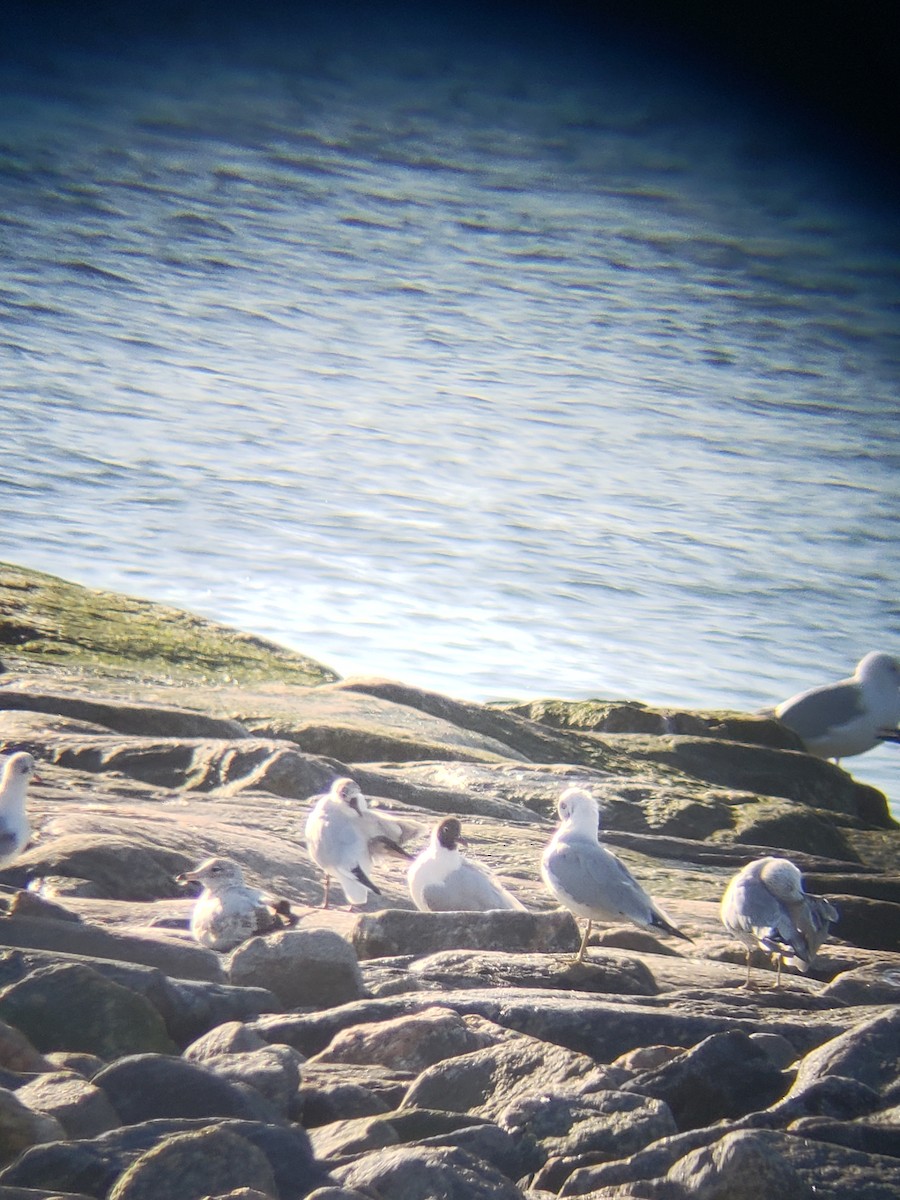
[{"x1": 2, "y1": 650, "x2": 898, "y2": 986}]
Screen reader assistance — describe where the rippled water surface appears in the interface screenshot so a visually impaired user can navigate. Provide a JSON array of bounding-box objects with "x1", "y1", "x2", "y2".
[{"x1": 2, "y1": 6, "x2": 899, "y2": 807}]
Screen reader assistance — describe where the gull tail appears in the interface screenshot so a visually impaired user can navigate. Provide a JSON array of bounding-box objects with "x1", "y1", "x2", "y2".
[
  {"x1": 879, "y1": 728, "x2": 900, "y2": 745},
  {"x1": 352, "y1": 864, "x2": 382, "y2": 895},
  {"x1": 370, "y1": 834, "x2": 414, "y2": 861},
  {"x1": 650, "y1": 910, "x2": 693, "y2": 941}
]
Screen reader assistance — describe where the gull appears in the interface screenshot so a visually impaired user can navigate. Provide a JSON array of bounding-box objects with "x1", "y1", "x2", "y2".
[
  {"x1": 720, "y1": 856, "x2": 838, "y2": 986},
  {"x1": 304, "y1": 777, "x2": 411, "y2": 909},
  {"x1": 408, "y1": 816, "x2": 527, "y2": 912},
  {"x1": 541, "y1": 786, "x2": 690, "y2": 963},
  {"x1": 775, "y1": 652, "x2": 900, "y2": 761},
  {"x1": 0, "y1": 751, "x2": 39, "y2": 868},
  {"x1": 176, "y1": 856, "x2": 296, "y2": 952}
]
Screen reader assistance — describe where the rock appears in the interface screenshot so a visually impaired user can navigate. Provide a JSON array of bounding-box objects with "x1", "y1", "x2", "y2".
[
  {"x1": 406, "y1": 949, "x2": 659, "y2": 996},
  {"x1": 14, "y1": 1071, "x2": 122, "y2": 1137},
  {"x1": 786, "y1": 1115, "x2": 900, "y2": 1159},
  {"x1": 817, "y1": 894, "x2": 900, "y2": 952},
  {"x1": 309, "y1": 1114, "x2": 400, "y2": 1160},
  {"x1": 789, "y1": 1007, "x2": 900, "y2": 1098},
  {"x1": 297, "y1": 1077, "x2": 392, "y2": 1127},
  {"x1": 227, "y1": 929, "x2": 365, "y2": 1009},
  {"x1": 747, "y1": 1032, "x2": 798, "y2": 1069},
  {"x1": 106, "y1": 1126, "x2": 277, "y2": 1200},
  {"x1": 333, "y1": 1144, "x2": 527, "y2": 1199},
  {"x1": 195, "y1": 1045, "x2": 304, "y2": 1116},
  {"x1": 5, "y1": 889, "x2": 81, "y2": 923},
  {"x1": 308, "y1": 1005, "x2": 514, "y2": 1074},
  {"x1": 0, "y1": 688, "x2": 251, "y2": 740},
  {"x1": 401, "y1": 1034, "x2": 616, "y2": 1122},
  {"x1": 507, "y1": 1090, "x2": 677, "y2": 1192},
  {"x1": 9, "y1": 837, "x2": 196, "y2": 902},
  {"x1": 183, "y1": 1022, "x2": 270, "y2": 1061},
  {"x1": 821, "y1": 963, "x2": 900, "y2": 1006},
  {"x1": 46, "y1": 1051, "x2": 107, "y2": 1079},
  {"x1": 667, "y1": 1129, "x2": 814, "y2": 1199},
  {"x1": 0, "y1": 1088, "x2": 66, "y2": 1167},
  {"x1": 352, "y1": 910, "x2": 580, "y2": 960},
  {"x1": 623, "y1": 1030, "x2": 789, "y2": 1129},
  {"x1": 0, "y1": 1018, "x2": 53, "y2": 1073},
  {"x1": 0, "y1": 964, "x2": 176, "y2": 1058},
  {"x1": 91, "y1": 1055, "x2": 283, "y2": 1124}
]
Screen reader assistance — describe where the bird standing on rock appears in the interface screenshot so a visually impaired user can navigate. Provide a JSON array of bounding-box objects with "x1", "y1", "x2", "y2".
[
  {"x1": 775, "y1": 651, "x2": 900, "y2": 762},
  {"x1": 541, "y1": 786, "x2": 691, "y2": 963},
  {"x1": 176, "y1": 856, "x2": 296, "y2": 952},
  {"x1": 0, "y1": 751, "x2": 38, "y2": 868},
  {"x1": 408, "y1": 816, "x2": 526, "y2": 912},
  {"x1": 304, "y1": 777, "x2": 411, "y2": 909},
  {"x1": 720, "y1": 856, "x2": 838, "y2": 986}
]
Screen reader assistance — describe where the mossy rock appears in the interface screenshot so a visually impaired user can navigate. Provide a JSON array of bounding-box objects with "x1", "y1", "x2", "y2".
[{"x1": 0, "y1": 562, "x2": 337, "y2": 687}]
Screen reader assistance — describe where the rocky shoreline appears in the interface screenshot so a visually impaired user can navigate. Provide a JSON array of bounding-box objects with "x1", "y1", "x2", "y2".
[{"x1": 0, "y1": 562, "x2": 898, "y2": 1199}]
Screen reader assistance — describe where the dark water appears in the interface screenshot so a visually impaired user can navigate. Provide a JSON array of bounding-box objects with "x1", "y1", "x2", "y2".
[{"x1": 2, "y1": 3, "x2": 899, "y2": 809}]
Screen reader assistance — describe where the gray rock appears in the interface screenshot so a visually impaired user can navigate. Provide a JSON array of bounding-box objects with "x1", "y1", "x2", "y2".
[
  {"x1": 789, "y1": 1007, "x2": 900, "y2": 1098},
  {"x1": 10, "y1": 835, "x2": 196, "y2": 902},
  {"x1": 296, "y1": 1077, "x2": 392, "y2": 1127},
  {"x1": 14, "y1": 1071, "x2": 121, "y2": 1138},
  {"x1": 352, "y1": 910, "x2": 580, "y2": 960},
  {"x1": 227, "y1": 929, "x2": 365, "y2": 1009},
  {"x1": 822, "y1": 963, "x2": 900, "y2": 1005},
  {"x1": 91, "y1": 1055, "x2": 283, "y2": 1124},
  {"x1": 408, "y1": 948, "x2": 658, "y2": 996},
  {"x1": 46, "y1": 1051, "x2": 107, "y2": 1079},
  {"x1": 106, "y1": 1126, "x2": 277, "y2": 1200},
  {"x1": 297, "y1": 1061, "x2": 414, "y2": 1115},
  {"x1": 402, "y1": 1034, "x2": 614, "y2": 1122},
  {"x1": 309, "y1": 1113, "x2": 400, "y2": 1160},
  {"x1": 0, "y1": 1017, "x2": 53, "y2": 1073},
  {"x1": 818, "y1": 894, "x2": 900, "y2": 952},
  {"x1": 183, "y1": 1022, "x2": 270, "y2": 1061},
  {"x1": 623, "y1": 1030, "x2": 788, "y2": 1129},
  {"x1": 334, "y1": 1144, "x2": 527, "y2": 1199},
  {"x1": 786, "y1": 1115, "x2": 900, "y2": 1159},
  {"x1": 0, "y1": 964, "x2": 176, "y2": 1058},
  {"x1": 198, "y1": 1045, "x2": 304, "y2": 1116},
  {"x1": 0, "y1": 1087, "x2": 66, "y2": 1168},
  {"x1": 667, "y1": 1129, "x2": 814, "y2": 1199}
]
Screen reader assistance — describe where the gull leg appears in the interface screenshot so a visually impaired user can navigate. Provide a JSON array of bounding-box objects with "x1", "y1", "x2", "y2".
[
  {"x1": 575, "y1": 919, "x2": 593, "y2": 964},
  {"x1": 321, "y1": 874, "x2": 331, "y2": 910},
  {"x1": 773, "y1": 954, "x2": 783, "y2": 989},
  {"x1": 744, "y1": 949, "x2": 752, "y2": 987}
]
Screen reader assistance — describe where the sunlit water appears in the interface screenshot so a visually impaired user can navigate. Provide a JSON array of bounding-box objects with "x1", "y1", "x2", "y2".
[{"x1": 2, "y1": 6, "x2": 899, "y2": 813}]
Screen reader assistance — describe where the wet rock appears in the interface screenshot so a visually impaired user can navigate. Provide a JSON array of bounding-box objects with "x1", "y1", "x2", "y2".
[
  {"x1": 106, "y1": 1126, "x2": 277, "y2": 1200},
  {"x1": 14, "y1": 1071, "x2": 121, "y2": 1137},
  {"x1": 352, "y1": 910, "x2": 580, "y2": 960},
  {"x1": 0, "y1": 1088, "x2": 66, "y2": 1168},
  {"x1": 667, "y1": 1129, "x2": 814, "y2": 1199},
  {"x1": 91, "y1": 1055, "x2": 282, "y2": 1124},
  {"x1": 0, "y1": 964, "x2": 176, "y2": 1058},
  {"x1": 333, "y1": 1143, "x2": 527, "y2": 1199},
  {"x1": 623, "y1": 1030, "x2": 788, "y2": 1129},
  {"x1": 789, "y1": 1007, "x2": 900, "y2": 1098},
  {"x1": 227, "y1": 929, "x2": 365, "y2": 1009}
]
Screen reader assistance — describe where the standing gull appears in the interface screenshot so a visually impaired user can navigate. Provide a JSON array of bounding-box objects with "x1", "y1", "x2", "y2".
[
  {"x1": 541, "y1": 786, "x2": 690, "y2": 963},
  {"x1": 408, "y1": 816, "x2": 526, "y2": 912},
  {"x1": 0, "y1": 751, "x2": 38, "y2": 868},
  {"x1": 176, "y1": 857, "x2": 296, "y2": 952},
  {"x1": 775, "y1": 652, "x2": 900, "y2": 761},
  {"x1": 720, "y1": 856, "x2": 838, "y2": 986},
  {"x1": 304, "y1": 777, "x2": 410, "y2": 909}
]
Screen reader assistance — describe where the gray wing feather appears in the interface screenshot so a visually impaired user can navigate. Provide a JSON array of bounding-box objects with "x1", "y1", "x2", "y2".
[
  {"x1": 777, "y1": 681, "x2": 864, "y2": 738},
  {"x1": 547, "y1": 840, "x2": 655, "y2": 924},
  {"x1": 422, "y1": 861, "x2": 520, "y2": 911}
]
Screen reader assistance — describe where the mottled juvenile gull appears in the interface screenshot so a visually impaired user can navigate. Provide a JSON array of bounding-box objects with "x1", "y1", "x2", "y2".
[
  {"x1": 176, "y1": 856, "x2": 296, "y2": 952},
  {"x1": 408, "y1": 816, "x2": 526, "y2": 912},
  {"x1": 304, "y1": 777, "x2": 410, "y2": 909},
  {"x1": 0, "y1": 751, "x2": 38, "y2": 868},
  {"x1": 775, "y1": 652, "x2": 900, "y2": 761},
  {"x1": 720, "y1": 856, "x2": 838, "y2": 986},
  {"x1": 541, "y1": 786, "x2": 690, "y2": 963}
]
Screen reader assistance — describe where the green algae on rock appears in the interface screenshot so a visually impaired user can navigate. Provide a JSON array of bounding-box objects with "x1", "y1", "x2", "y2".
[{"x1": 0, "y1": 563, "x2": 338, "y2": 687}]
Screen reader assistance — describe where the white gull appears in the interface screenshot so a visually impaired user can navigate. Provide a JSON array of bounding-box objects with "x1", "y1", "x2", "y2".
[
  {"x1": 720, "y1": 856, "x2": 838, "y2": 986},
  {"x1": 176, "y1": 856, "x2": 296, "y2": 952},
  {"x1": 0, "y1": 751, "x2": 38, "y2": 868},
  {"x1": 541, "y1": 786, "x2": 690, "y2": 963},
  {"x1": 408, "y1": 816, "x2": 526, "y2": 912},
  {"x1": 775, "y1": 651, "x2": 900, "y2": 761}
]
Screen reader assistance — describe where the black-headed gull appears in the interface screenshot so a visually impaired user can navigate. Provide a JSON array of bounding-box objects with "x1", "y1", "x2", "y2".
[{"x1": 408, "y1": 816, "x2": 526, "y2": 912}]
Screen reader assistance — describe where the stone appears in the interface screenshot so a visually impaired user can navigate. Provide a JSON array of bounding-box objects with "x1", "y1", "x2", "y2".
[
  {"x1": 197, "y1": 1045, "x2": 304, "y2": 1116},
  {"x1": 227, "y1": 929, "x2": 365, "y2": 1009},
  {"x1": 352, "y1": 910, "x2": 580, "y2": 960},
  {"x1": 183, "y1": 1022, "x2": 270, "y2": 1062},
  {"x1": 91, "y1": 1055, "x2": 282, "y2": 1124},
  {"x1": 309, "y1": 1114, "x2": 400, "y2": 1160},
  {"x1": 106, "y1": 1126, "x2": 277, "y2": 1200},
  {"x1": 821, "y1": 964, "x2": 900, "y2": 1006},
  {"x1": 297, "y1": 1062, "x2": 414, "y2": 1117},
  {"x1": 11, "y1": 836, "x2": 196, "y2": 902},
  {"x1": 0, "y1": 964, "x2": 176, "y2": 1058},
  {"x1": 789, "y1": 1007, "x2": 900, "y2": 1098},
  {"x1": 14, "y1": 1071, "x2": 122, "y2": 1137},
  {"x1": 0, "y1": 1087, "x2": 66, "y2": 1167},
  {"x1": 623, "y1": 1030, "x2": 789, "y2": 1129},
  {"x1": 295, "y1": 1077, "x2": 393, "y2": 1127},
  {"x1": 819, "y1": 894, "x2": 900, "y2": 952},
  {"x1": 0, "y1": 1018, "x2": 53, "y2": 1073},
  {"x1": 786, "y1": 1115, "x2": 900, "y2": 1159},
  {"x1": 407, "y1": 950, "x2": 659, "y2": 997},
  {"x1": 667, "y1": 1129, "x2": 814, "y2": 1199},
  {"x1": 333, "y1": 1144, "x2": 527, "y2": 1199}
]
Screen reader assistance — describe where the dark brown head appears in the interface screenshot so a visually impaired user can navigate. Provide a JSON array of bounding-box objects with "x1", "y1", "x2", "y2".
[{"x1": 435, "y1": 817, "x2": 466, "y2": 851}]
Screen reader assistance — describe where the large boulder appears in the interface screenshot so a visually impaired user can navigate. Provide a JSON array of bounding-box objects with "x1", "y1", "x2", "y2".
[
  {"x1": 106, "y1": 1126, "x2": 278, "y2": 1200},
  {"x1": 227, "y1": 929, "x2": 365, "y2": 1009},
  {"x1": 333, "y1": 1144, "x2": 527, "y2": 1200},
  {"x1": 789, "y1": 1007, "x2": 900, "y2": 1098}
]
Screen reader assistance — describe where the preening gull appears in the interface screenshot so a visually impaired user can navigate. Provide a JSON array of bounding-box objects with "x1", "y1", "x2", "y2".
[
  {"x1": 176, "y1": 856, "x2": 296, "y2": 952},
  {"x1": 408, "y1": 816, "x2": 526, "y2": 912},
  {"x1": 720, "y1": 856, "x2": 838, "y2": 986},
  {"x1": 775, "y1": 652, "x2": 900, "y2": 761},
  {"x1": 0, "y1": 751, "x2": 38, "y2": 868},
  {"x1": 541, "y1": 786, "x2": 690, "y2": 963},
  {"x1": 304, "y1": 777, "x2": 411, "y2": 909}
]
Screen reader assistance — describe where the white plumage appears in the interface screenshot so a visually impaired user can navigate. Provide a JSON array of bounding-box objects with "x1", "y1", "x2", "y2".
[
  {"x1": 176, "y1": 856, "x2": 295, "y2": 952},
  {"x1": 408, "y1": 817, "x2": 526, "y2": 912},
  {"x1": 0, "y1": 751, "x2": 38, "y2": 868},
  {"x1": 541, "y1": 786, "x2": 690, "y2": 962}
]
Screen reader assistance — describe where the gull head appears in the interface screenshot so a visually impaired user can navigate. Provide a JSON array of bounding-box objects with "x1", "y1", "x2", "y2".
[
  {"x1": 435, "y1": 817, "x2": 467, "y2": 852},
  {"x1": 177, "y1": 856, "x2": 246, "y2": 894},
  {"x1": 332, "y1": 777, "x2": 366, "y2": 813},
  {"x1": 856, "y1": 652, "x2": 900, "y2": 689},
  {"x1": 758, "y1": 857, "x2": 806, "y2": 903},
  {"x1": 557, "y1": 786, "x2": 599, "y2": 828},
  {"x1": 2, "y1": 751, "x2": 38, "y2": 786}
]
